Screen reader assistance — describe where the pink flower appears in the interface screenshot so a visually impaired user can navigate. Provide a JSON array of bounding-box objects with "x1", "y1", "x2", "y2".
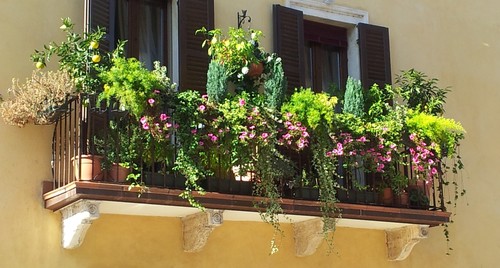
[
  {"x1": 249, "y1": 133, "x2": 256, "y2": 139},
  {"x1": 199, "y1": 141, "x2": 204, "y2": 146},
  {"x1": 357, "y1": 136, "x2": 367, "y2": 142},
  {"x1": 239, "y1": 98, "x2": 246, "y2": 106},
  {"x1": 261, "y1": 132, "x2": 269, "y2": 139},
  {"x1": 191, "y1": 129, "x2": 197, "y2": 134},
  {"x1": 140, "y1": 116, "x2": 147, "y2": 124},
  {"x1": 409, "y1": 133, "x2": 416, "y2": 141},
  {"x1": 148, "y1": 98, "x2": 155, "y2": 105},
  {"x1": 198, "y1": 105, "x2": 206, "y2": 112},
  {"x1": 377, "y1": 163, "x2": 385, "y2": 172},
  {"x1": 165, "y1": 122, "x2": 172, "y2": 128},
  {"x1": 202, "y1": 94, "x2": 208, "y2": 99},
  {"x1": 160, "y1": 113, "x2": 168, "y2": 121},
  {"x1": 142, "y1": 123, "x2": 149, "y2": 130}
]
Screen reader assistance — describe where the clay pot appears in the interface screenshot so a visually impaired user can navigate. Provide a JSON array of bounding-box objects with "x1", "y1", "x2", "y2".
[
  {"x1": 380, "y1": 187, "x2": 394, "y2": 205},
  {"x1": 247, "y1": 62, "x2": 264, "y2": 77},
  {"x1": 394, "y1": 191, "x2": 409, "y2": 207},
  {"x1": 72, "y1": 155, "x2": 103, "y2": 181},
  {"x1": 108, "y1": 163, "x2": 130, "y2": 182}
]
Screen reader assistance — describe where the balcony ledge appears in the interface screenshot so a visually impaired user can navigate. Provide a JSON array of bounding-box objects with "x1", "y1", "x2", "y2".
[
  {"x1": 43, "y1": 181, "x2": 449, "y2": 259},
  {"x1": 43, "y1": 181, "x2": 450, "y2": 227}
]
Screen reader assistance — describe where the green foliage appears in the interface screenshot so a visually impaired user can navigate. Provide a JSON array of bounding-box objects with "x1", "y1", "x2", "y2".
[
  {"x1": 406, "y1": 111, "x2": 465, "y2": 157},
  {"x1": 343, "y1": 77, "x2": 364, "y2": 117},
  {"x1": 263, "y1": 54, "x2": 287, "y2": 109},
  {"x1": 396, "y1": 69, "x2": 450, "y2": 115},
  {"x1": 197, "y1": 27, "x2": 265, "y2": 80},
  {"x1": 281, "y1": 88, "x2": 337, "y2": 131},
  {"x1": 206, "y1": 60, "x2": 229, "y2": 103},
  {"x1": 365, "y1": 83, "x2": 395, "y2": 121},
  {"x1": 99, "y1": 58, "x2": 175, "y2": 120},
  {"x1": 31, "y1": 17, "x2": 124, "y2": 93}
]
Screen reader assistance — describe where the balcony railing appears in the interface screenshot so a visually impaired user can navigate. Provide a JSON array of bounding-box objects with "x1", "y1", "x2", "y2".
[{"x1": 45, "y1": 94, "x2": 450, "y2": 226}]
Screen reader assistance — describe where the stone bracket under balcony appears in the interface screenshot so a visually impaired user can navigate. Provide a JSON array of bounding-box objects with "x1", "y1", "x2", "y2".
[
  {"x1": 182, "y1": 210, "x2": 224, "y2": 252},
  {"x1": 60, "y1": 200, "x2": 100, "y2": 249},
  {"x1": 386, "y1": 225, "x2": 429, "y2": 261}
]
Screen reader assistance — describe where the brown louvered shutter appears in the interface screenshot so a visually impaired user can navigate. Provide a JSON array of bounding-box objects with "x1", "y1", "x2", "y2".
[
  {"x1": 273, "y1": 5, "x2": 305, "y2": 94},
  {"x1": 85, "y1": 0, "x2": 115, "y2": 52},
  {"x1": 178, "y1": 0, "x2": 214, "y2": 92},
  {"x1": 358, "y1": 23, "x2": 392, "y2": 89}
]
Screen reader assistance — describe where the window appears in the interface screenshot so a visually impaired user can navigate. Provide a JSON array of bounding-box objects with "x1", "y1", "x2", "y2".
[
  {"x1": 85, "y1": 0, "x2": 214, "y2": 91},
  {"x1": 115, "y1": 0, "x2": 168, "y2": 69},
  {"x1": 303, "y1": 20, "x2": 348, "y2": 94},
  {"x1": 273, "y1": 4, "x2": 391, "y2": 92}
]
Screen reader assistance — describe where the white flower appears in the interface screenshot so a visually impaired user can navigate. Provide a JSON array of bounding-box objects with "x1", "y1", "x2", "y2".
[
  {"x1": 267, "y1": 56, "x2": 272, "y2": 63},
  {"x1": 251, "y1": 32, "x2": 256, "y2": 40},
  {"x1": 241, "y1": 66, "x2": 249, "y2": 74}
]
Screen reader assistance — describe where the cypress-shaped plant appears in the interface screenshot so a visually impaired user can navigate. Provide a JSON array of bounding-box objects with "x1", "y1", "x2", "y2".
[
  {"x1": 263, "y1": 54, "x2": 287, "y2": 109},
  {"x1": 343, "y1": 76, "x2": 364, "y2": 117},
  {"x1": 206, "y1": 61, "x2": 229, "y2": 104}
]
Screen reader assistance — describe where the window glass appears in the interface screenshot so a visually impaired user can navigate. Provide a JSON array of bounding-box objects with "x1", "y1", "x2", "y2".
[{"x1": 116, "y1": 0, "x2": 167, "y2": 69}]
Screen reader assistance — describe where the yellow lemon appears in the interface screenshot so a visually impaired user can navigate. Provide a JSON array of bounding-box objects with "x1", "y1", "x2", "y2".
[
  {"x1": 35, "y1": 62, "x2": 45, "y2": 69},
  {"x1": 89, "y1": 41, "x2": 99, "y2": 49},
  {"x1": 91, "y1": 55, "x2": 101, "y2": 63}
]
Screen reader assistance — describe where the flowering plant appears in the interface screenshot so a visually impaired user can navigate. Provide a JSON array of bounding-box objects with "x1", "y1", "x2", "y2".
[
  {"x1": 31, "y1": 17, "x2": 124, "y2": 94},
  {"x1": 197, "y1": 27, "x2": 265, "y2": 82}
]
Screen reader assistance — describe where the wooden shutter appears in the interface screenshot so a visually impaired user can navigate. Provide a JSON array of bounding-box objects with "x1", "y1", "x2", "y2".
[
  {"x1": 358, "y1": 23, "x2": 392, "y2": 89},
  {"x1": 85, "y1": 0, "x2": 116, "y2": 52},
  {"x1": 273, "y1": 4, "x2": 305, "y2": 94},
  {"x1": 178, "y1": 0, "x2": 214, "y2": 92}
]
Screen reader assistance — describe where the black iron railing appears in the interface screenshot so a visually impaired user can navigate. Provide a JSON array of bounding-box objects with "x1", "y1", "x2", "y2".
[{"x1": 51, "y1": 95, "x2": 445, "y2": 211}]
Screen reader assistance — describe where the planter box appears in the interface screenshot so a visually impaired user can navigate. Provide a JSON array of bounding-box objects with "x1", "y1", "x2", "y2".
[
  {"x1": 294, "y1": 187, "x2": 320, "y2": 200},
  {"x1": 143, "y1": 172, "x2": 186, "y2": 189},
  {"x1": 206, "y1": 178, "x2": 253, "y2": 195}
]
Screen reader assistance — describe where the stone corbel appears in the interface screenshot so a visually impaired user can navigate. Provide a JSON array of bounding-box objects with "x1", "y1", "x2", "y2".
[
  {"x1": 385, "y1": 225, "x2": 429, "y2": 261},
  {"x1": 182, "y1": 210, "x2": 223, "y2": 252},
  {"x1": 293, "y1": 218, "x2": 328, "y2": 257},
  {"x1": 60, "y1": 200, "x2": 100, "y2": 249}
]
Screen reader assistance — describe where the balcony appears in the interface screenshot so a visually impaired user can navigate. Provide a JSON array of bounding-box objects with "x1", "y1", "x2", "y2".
[{"x1": 42, "y1": 95, "x2": 450, "y2": 260}]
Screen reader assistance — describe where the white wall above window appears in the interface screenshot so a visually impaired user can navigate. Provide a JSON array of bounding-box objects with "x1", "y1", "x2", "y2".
[{"x1": 285, "y1": 0, "x2": 369, "y2": 80}]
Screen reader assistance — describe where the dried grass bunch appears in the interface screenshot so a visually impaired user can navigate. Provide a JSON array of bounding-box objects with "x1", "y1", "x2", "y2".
[{"x1": 1, "y1": 70, "x2": 75, "y2": 127}]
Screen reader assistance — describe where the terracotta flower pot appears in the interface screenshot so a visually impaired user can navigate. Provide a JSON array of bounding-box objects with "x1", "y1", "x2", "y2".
[
  {"x1": 247, "y1": 62, "x2": 264, "y2": 77},
  {"x1": 108, "y1": 163, "x2": 130, "y2": 182},
  {"x1": 72, "y1": 155, "x2": 103, "y2": 181},
  {"x1": 395, "y1": 191, "x2": 409, "y2": 207},
  {"x1": 380, "y1": 187, "x2": 394, "y2": 205}
]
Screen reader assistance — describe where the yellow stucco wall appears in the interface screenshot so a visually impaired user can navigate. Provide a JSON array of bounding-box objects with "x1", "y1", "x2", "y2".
[{"x1": 0, "y1": 0, "x2": 496, "y2": 267}]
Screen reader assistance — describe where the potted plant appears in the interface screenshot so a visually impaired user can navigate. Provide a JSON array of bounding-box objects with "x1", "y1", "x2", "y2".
[{"x1": 0, "y1": 70, "x2": 76, "y2": 127}]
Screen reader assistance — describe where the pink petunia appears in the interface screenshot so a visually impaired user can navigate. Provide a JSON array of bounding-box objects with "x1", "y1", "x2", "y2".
[
  {"x1": 239, "y1": 98, "x2": 246, "y2": 106},
  {"x1": 198, "y1": 105, "x2": 206, "y2": 112},
  {"x1": 148, "y1": 98, "x2": 155, "y2": 105},
  {"x1": 160, "y1": 113, "x2": 168, "y2": 121}
]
